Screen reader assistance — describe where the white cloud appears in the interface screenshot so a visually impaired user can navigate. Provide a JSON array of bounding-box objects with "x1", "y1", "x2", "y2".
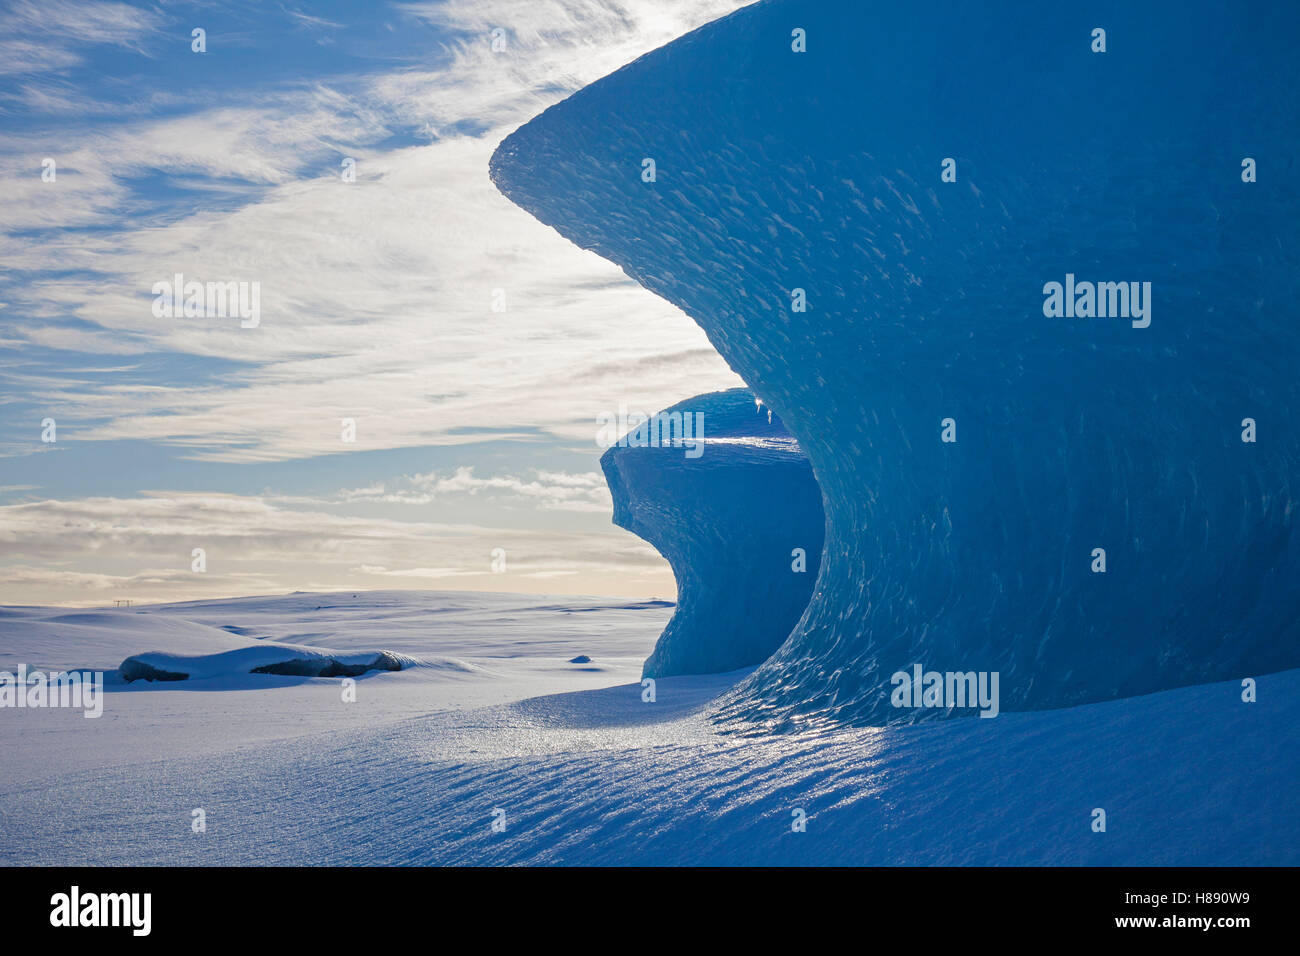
[
  {"x1": 402, "y1": 466, "x2": 611, "y2": 511},
  {"x1": 332, "y1": 467, "x2": 611, "y2": 510},
  {"x1": 4, "y1": 0, "x2": 163, "y2": 50},
  {"x1": 0, "y1": 0, "x2": 746, "y2": 463},
  {"x1": 0, "y1": 0, "x2": 746, "y2": 604},
  {"x1": 0, "y1": 489, "x2": 672, "y2": 605},
  {"x1": 0, "y1": 1, "x2": 162, "y2": 77}
]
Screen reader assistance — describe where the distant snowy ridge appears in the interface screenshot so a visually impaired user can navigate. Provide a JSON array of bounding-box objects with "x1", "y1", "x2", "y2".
[
  {"x1": 492, "y1": 0, "x2": 1300, "y2": 727},
  {"x1": 600, "y1": 389, "x2": 823, "y2": 676}
]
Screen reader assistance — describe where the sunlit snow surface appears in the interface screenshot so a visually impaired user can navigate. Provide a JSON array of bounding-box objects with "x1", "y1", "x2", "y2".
[
  {"x1": 0, "y1": 590, "x2": 1296, "y2": 865},
  {"x1": 0, "y1": 591, "x2": 670, "y2": 784}
]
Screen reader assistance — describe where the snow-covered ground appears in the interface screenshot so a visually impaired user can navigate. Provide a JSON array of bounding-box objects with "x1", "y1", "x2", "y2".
[
  {"x1": 0, "y1": 591, "x2": 669, "y2": 785},
  {"x1": 1, "y1": 589, "x2": 1295, "y2": 865}
]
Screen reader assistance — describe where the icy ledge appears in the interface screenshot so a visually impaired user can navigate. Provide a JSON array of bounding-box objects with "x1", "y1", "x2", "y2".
[
  {"x1": 601, "y1": 389, "x2": 823, "y2": 677},
  {"x1": 493, "y1": 0, "x2": 1300, "y2": 727}
]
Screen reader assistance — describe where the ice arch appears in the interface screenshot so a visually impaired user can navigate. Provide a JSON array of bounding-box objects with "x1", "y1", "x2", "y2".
[{"x1": 601, "y1": 389, "x2": 824, "y2": 677}]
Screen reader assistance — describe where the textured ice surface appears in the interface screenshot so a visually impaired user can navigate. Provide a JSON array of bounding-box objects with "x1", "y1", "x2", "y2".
[
  {"x1": 492, "y1": 0, "x2": 1300, "y2": 727},
  {"x1": 601, "y1": 389, "x2": 823, "y2": 676}
]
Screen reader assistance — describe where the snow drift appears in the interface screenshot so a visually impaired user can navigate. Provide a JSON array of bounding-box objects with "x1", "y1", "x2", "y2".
[
  {"x1": 493, "y1": 0, "x2": 1300, "y2": 726},
  {"x1": 601, "y1": 389, "x2": 823, "y2": 676}
]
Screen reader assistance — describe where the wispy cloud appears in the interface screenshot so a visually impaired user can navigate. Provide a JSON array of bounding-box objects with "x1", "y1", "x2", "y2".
[
  {"x1": 338, "y1": 466, "x2": 611, "y2": 511},
  {"x1": 0, "y1": 488, "x2": 668, "y2": 605},
  {"x1": 0, "y1": 0, "x2": 163, "y2": 75},
  {"x1": 0, "y1": 0, "x2": 745, "y2": 603},
  {"x1": 1, "y1": 0, "x2": 745, "y2": 463}
]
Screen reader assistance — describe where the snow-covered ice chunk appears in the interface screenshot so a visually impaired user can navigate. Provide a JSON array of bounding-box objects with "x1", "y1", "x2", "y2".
[{"x1": 119, "y1": 646, "x2": 410, "y2": 683}]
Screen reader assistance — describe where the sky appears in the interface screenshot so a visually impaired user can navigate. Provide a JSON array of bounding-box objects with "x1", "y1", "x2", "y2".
[{"x1": 0, "y1": 0, "x2": 748, "y2": 606}]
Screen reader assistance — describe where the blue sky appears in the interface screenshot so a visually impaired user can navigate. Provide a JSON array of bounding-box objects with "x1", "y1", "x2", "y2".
[{"x1": 0, "y1": 0, "x2": 745, "y2": 605}]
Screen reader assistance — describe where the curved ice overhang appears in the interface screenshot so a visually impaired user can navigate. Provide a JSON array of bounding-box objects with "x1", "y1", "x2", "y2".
[
  {"x1": 493, "y1": 0, "x2": 1300, "y2": 727},
  {"x1": 601, "y1": 389, "x2": 824, "y2": 677}
]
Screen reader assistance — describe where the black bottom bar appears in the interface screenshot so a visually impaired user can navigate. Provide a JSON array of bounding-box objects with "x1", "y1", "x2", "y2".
[{"x1": 6, "y1": 866, "x2": 1286, "y2": 941}]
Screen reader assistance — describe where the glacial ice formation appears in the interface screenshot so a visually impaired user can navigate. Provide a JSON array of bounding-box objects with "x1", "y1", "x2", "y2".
[
  {"x1": 493, "y1": 0, "x2": 1300, "y2": 726},
  {"x1": 601, "y1": 389, "x2": 823, "y2": 677}
]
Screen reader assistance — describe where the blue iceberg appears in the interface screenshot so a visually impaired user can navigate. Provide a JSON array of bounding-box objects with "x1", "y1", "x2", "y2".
[
  {"x1": 601, "y1": 389, "x2": 824, "y2": 677},
  {"x1": 493, "y1": 0, "x2": 1300, "y2": 727}
]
